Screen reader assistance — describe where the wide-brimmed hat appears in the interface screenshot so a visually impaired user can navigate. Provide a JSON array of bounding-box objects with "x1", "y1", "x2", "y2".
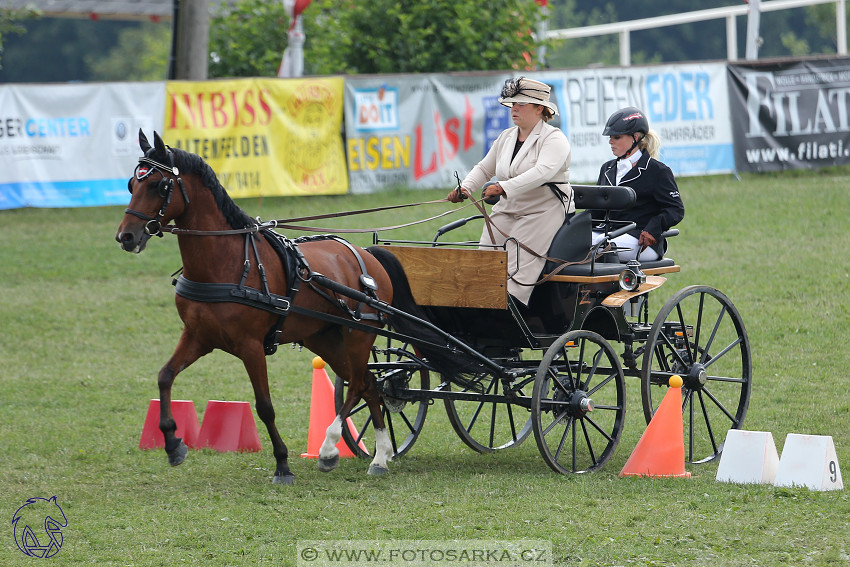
[{"x1": 499, "y1": 77, "x2": 559, "y2": 116}]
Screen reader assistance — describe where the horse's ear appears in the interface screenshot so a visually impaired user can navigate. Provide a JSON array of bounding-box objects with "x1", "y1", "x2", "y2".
[
  {"x1": 139, "y1": 129, "x2": 151, "y2": 153},
  {"x1": 153, "y1": 131, "x2": 167, "y2": 155}
]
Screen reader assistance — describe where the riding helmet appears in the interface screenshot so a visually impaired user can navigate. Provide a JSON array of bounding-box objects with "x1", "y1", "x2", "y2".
[{"x1": 602, "y1": 107, "x2": 649, "y2": 136}]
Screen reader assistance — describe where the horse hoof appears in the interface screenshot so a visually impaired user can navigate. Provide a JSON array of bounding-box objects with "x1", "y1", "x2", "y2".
[
  {"x1": 367, "y1": 464, "x2": 389, "y2": 476},
  {"x1": 272, "y1": 473, "x2": 295, "y2": 485},
  {"x1": 167, "y1": 440, "x2": 188, "y2": 467},
  {"x1": 317, "y1": 454, "x2": 339, "y2": 472}
]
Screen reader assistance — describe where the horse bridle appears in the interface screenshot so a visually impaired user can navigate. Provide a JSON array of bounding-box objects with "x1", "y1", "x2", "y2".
[{"x1": 125, "y1": 151, "x2": 190, "y2": 242}]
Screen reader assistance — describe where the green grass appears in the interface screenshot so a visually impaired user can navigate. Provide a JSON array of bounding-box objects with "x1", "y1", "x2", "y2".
[{"x1": 1, "y1": 170, "x2": 849, "y2": 566}]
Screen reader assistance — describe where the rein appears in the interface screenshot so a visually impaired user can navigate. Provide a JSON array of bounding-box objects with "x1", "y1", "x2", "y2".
[
  {"x1": 131, "y1": 150, "x2": 601, "y2": 289},
  {"x1": 160, "y1": 201, "x2": 477, "y2": 236}
]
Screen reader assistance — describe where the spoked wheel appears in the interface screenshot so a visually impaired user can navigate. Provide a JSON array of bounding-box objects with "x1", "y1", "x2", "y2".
[
  {"x1": 444, "y1": 371, "x2": 533, "y2": 452},
  {"x1": 641, "y1": 285, "x2": 752, "y2": 464},
  {"x1": 334, "y1": 337, "x2": 429, "y2": 459},
  {"x1": 532, "y1": 330, "x2": 627, "y2": 474}
]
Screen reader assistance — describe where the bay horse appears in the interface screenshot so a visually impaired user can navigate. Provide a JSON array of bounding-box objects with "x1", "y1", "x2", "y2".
[{"x1": 115, "y1": 131, "x2": 449, "y2": 484}]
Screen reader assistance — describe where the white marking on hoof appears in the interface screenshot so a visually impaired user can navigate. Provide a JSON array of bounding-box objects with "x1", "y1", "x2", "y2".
[
  {"x1": 367, "y1": 428, "x2": 393, "y2": 474},
  {"x1": 317, "y1": 415, "x2": 342, "y2": 471}
]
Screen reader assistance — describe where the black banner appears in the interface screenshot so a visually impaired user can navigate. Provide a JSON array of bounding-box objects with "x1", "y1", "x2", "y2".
[{"x1": 728, "y1": 58, "x2": 850, "y2": 172}]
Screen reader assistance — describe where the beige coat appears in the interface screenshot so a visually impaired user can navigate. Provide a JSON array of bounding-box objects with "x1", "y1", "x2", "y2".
[{"x1": 461, "y1": 119, "x2": 573, "y2": 305}]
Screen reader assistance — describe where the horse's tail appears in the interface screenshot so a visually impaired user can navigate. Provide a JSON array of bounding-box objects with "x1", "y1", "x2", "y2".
[{"x1": 367, "y1": 246, "x2": 480, "y2": 391}]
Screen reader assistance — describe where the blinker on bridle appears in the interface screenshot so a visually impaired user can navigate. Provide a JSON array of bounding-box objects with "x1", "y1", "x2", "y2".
[{"x1": 125, "y1": 150, "x2": 190, "y2": 239}]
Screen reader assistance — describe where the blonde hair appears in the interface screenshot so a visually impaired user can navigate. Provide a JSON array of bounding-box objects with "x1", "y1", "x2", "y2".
[{"x1": 638, "y1": 129, "x2": 661, "y2": 159}]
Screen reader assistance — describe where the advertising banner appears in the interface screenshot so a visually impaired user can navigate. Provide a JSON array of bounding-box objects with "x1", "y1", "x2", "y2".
[
  {"x1": 164, "y1": 77, "x2": 347, "y2": 198},
  {"x1": 540, "y1": 62, "x2": 734, "y2": 182},
  {"x1": 0, "y1": 82, "x2": 164, "y2": 209},
  {"x1": 728, "y1": 58, "x2": 850, "y2": 172},
  {"x1": 344, "y1": 63, "x2": 733, "y2": 191},
  {"x1": 344, "y1": 73, "x2": 513, "y2": 193}
]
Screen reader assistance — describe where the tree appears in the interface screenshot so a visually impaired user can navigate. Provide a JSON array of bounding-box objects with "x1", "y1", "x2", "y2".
[
  {"x1": 305, "y1": 0, "x2": 546, "y2": 74},
  {"x1": 87, "y1": 22, "x2": 171, "y2": 81},
  {"x1": 208, "y1": 0, "x2": 289, "y2": 78},
  {"x1": 207, "y1": 0, "x2": 547, "y2": 77},
  {"x1": 0, "y1": 6, "x2": 40, "y2": 70}
]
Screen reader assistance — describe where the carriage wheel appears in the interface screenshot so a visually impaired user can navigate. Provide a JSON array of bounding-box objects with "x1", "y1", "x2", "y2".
[
  {"x1": 444, "y1": 372, "x2": 533, "y2": 453},
  {"x1": 641, "y1": 285, "x2": 752, "y2": 464},
  {"x1": 334, "y1": 336, "x2": 429, "y2": 459},
  {"x1": 532, "y1": 330, "x2": 626, "y2": 474}
]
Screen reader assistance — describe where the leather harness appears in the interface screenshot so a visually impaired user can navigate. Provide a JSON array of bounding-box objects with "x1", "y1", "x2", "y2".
[{"x1": 173, "y1": 230, "x2": 385, "y2": 356}]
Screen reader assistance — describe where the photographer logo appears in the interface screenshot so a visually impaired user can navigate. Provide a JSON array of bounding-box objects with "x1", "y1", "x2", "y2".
[{"x1": 12, "y1": 496, "x2": 68, "y2": 558}]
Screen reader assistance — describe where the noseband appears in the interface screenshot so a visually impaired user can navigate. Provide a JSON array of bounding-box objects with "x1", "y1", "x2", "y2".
[{"x1": 125, "y1": 151, "x2": 190, "y2": 241}]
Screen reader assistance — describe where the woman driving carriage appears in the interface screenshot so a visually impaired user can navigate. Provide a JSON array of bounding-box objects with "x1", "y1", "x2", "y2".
[
  {"x1": 592, "y1": 107, "x2": 685, "y2": 262},
  {"x1": 447, "y1": 77, "x2": 574, "y2": 306}
]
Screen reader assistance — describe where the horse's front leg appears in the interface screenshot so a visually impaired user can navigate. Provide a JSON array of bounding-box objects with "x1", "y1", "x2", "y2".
[
  {"x1": 158, "y1": 333, "x2": 208, "y2": 467},
  {"x1": 242, "y1": 353, "x2": 294, "y2": 485}
]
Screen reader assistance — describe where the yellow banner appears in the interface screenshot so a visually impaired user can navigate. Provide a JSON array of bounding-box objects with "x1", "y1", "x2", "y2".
[{"x1": 164, "y1": 77, "x2": 348, "y2": 198}]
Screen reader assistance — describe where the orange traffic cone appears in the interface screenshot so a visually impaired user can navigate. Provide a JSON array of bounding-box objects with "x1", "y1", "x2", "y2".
[
  {"x1": 301, "y1": 357, "x2": 367, "y2": 458},
  {"x1": 620, "y1": 375, "x2": 691, "y2": 478},
  {"x1": 139, "y1": 399, "x2": 201, "y2": 449}
]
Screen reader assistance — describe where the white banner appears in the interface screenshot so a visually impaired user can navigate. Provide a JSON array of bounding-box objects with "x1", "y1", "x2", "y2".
[
  {"x1": 0, "y1": 82, "x2": 165, "y2": 209},
  {"x1": 545, "y1": 62, "x2": 734, "y2": 181}
]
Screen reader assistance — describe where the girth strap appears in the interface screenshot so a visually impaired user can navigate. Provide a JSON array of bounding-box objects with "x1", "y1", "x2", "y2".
[{"x1": 174, "y1": 276, "x2": 292, "y2": 314}]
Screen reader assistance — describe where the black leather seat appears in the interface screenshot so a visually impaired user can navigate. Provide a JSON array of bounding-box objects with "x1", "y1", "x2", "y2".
[{"x1": 543, "y1": 184, "x2": 675, "y2": 277}]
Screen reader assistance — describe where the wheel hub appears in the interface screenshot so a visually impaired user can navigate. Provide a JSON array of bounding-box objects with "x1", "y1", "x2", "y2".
[
  {"x1": 568, "y1": 390, "x2": 594, "y2": 417},
  {"x1": 685, "y1": 363, "x2": 708, "y2": 390}
]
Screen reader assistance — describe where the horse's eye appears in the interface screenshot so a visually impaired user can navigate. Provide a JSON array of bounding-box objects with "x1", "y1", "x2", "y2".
[
  {"x1": 157, "y1": 178, "x2": 171, "y2": 197},
  {"x1": 127, "y1": 178, "x2": 134, "y2": 194}
]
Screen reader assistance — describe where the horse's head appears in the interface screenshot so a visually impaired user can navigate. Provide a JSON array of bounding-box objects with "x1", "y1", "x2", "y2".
[{"x1": 115, "y1": 130, "x2": 190, "y2": 253}]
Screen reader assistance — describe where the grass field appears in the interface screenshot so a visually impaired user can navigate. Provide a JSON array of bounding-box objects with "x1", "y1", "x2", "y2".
[{"x1": 1, "y1": 168, "x2": 849, "y2": 566}]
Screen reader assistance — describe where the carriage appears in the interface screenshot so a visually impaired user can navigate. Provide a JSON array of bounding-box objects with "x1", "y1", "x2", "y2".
[
  {"x1": 333, "y1": 184, "x2": 752, "y2": 475},
  {"x1": 117, "y1": 132, "x2": 751, "y2": 482}
]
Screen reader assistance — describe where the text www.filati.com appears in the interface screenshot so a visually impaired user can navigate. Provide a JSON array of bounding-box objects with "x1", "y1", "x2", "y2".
[{"x1": 744, "y1": 140, "x2": 849, "y2": 164}]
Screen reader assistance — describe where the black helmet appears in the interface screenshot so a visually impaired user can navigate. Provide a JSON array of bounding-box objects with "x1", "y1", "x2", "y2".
[{"x1": 603, "y1": 107, "x2": 649, "y2": 136}]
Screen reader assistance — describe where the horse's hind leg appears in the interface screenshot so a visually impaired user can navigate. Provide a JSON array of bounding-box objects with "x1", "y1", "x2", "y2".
[
  {"x1": 322, "y1": 369, "x2": 391, "y2": 476},
  {"x1": 361, "y1": 384, "x2": 392, "y2": 476}
]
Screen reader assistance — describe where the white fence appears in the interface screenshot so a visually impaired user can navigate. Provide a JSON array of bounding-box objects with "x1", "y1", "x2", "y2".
[{"x1": 547, "y1": 0, "x2": 847, "y2": 66}]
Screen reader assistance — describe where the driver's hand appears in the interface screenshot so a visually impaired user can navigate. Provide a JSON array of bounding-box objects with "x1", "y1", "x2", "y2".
[
  {"x1": 638, "y1": 230, "x2": 657, "y2": 249},
  {"x1": 447, "y1": 187, "x2": 469, "y2": 203},
  {"x1": 482, "y1": 183, "x2": 505, "y2": 200}
]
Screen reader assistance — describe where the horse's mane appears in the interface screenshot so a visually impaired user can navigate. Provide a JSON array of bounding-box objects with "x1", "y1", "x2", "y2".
[{"x1": 155, "y1": 146, "x2": 257, "y2": 230}]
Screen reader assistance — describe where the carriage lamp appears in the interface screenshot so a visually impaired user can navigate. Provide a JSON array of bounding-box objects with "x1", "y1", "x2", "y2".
[{"x1": 618, "y1": 260, "x2": 646, "y2": 292}]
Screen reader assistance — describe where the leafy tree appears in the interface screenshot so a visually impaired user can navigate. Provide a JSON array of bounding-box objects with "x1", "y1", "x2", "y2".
[
  {"x1": 304, "y1": 0, "x2": 546, "y2": 74},
  {"x1": 0, "y1": 6, "x2": 40, "y2": 70},
  {"x1": 207, "y1": 0, "x2": 547, "y2": 77},
  {"x1": 208, "y1": 0, "x2": 289, "y2": 78},
  {"x1": 87, "y1": 22, "x2": 171, "y2": 81}
]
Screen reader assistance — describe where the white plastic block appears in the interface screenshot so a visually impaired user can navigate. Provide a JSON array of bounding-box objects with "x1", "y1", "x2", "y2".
[
  {"x1": 716, "y1": 429, "x2": 779, "y2": 484},
  {"x1": 774, "y1": 433, "x2": 843, "y2": 491}
]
